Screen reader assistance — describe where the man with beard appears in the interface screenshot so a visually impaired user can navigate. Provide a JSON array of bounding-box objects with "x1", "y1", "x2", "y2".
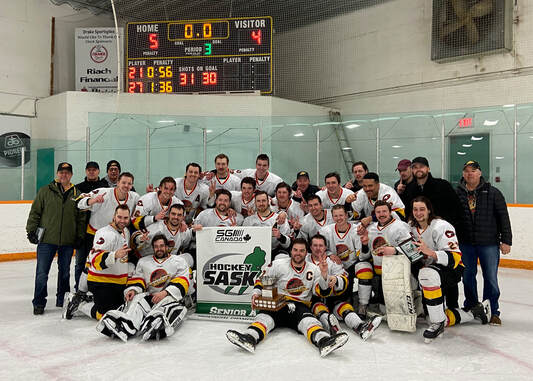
[
  {"x1": 174, "y1": 162, "x2": 214, "y2": 224},
  {"x1": 401, "y1": 157, "x2": 462, "y2": 230},
  {"x1": 226, "y1": 238, "x2": 349, "y2": 357},
  {"x1": 393, "y1": 159, "x2": 413, "y2": 195},
  {"x1": 352, "y1": 172, "x2": 405, "y2": 226},
  {"x1": 230, "y1": 177, "x2": 257, "y2": 218},
  {"x1": 195, "y1": 189, "x2": 244, "y2": 227},
  {"x1": 63, "y1": 204, "x2": 132, "y2": 320},
  {"x1": 355, "y1": 201, "x2": 413, "y2": 317},
  {"x1": 243, "y1": 191, "x2": 291, "y2": 258},
  {"x1": 96, "y1": 234, "x2": 191, "y2": 341},
  {"x1": 294, "y1": 195, "x2": 334, "y2": 242},
  {"x1": 271, "y1": 182, "x2": 305, "y2": 223}
]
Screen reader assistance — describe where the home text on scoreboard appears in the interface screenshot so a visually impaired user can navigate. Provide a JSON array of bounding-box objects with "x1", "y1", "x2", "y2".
[{"x1": 126, "y1": 17, "x2": 272, "y2": 94}]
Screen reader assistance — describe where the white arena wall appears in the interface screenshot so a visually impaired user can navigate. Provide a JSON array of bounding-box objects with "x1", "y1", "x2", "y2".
[{"x1": 1, "y1": 202, "x2": 532, "y2": 268}]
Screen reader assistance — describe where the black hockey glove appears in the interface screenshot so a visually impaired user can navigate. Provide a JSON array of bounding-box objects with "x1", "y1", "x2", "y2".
[{"x1": 27, "y1": 231, "x2": 39, "y2": 244}]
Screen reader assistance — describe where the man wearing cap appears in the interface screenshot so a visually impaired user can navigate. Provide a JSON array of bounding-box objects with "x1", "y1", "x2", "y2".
[
  {"x1": 401, "y1": 157, "x2": 462, "y2": 230},
  {"x1": 26, "y1": 162, "x2": 85, "y2": 315},
  {"x1": 103, "y1": 160, "x2": 121, "y2": 188},
  {"x1": 456, "y1": 161, "x2": 512, "y2": 326},
  {"x1": 74, "y1": 162, "x2": 108, "y2": 289},
  {"x1": 291, "y1": 171, "x2": 320, "y2": 204},
  {"x1": 393, "y1": 159, "x2": 413, "y2": 195}
]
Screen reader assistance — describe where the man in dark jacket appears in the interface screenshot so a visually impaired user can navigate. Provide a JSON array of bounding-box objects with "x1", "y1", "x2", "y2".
[
  {"x1": 74, "y1": 161, "x2": 107, "y2": 289},
  {"x1": 26, "y1": 162, "x2": 85, "y2": 315},
  {"x1": 456, "y1": 160, "x2": 512, "y2": 326},
  {"x1": 291, "y1": 171, "x2": 320, "y2": 204},
  {"x1": 401, "y1": 157, "x2": 462, "y2": 230}
]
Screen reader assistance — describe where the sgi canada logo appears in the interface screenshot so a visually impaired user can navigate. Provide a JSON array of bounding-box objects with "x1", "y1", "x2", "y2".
[{"x1": 215, "y1": 229, "x2": 251, "y2": 243}]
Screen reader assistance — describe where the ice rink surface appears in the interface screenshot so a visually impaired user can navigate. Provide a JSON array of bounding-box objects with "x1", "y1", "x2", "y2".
[{"x1": 1, "y1": 259, "x2": 532, "y2": 381}]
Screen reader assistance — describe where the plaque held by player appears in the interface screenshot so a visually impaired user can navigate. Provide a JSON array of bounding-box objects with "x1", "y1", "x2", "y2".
[
  {"x1": 397, "y1": 237, "x2": 424, "y2": 263},
  {"x1": 254, "y1": 276, "x2": 287, "y2": 311}
]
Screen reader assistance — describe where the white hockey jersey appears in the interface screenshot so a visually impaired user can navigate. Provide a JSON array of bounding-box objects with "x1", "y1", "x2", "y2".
[
  {"x1": 78, "y1": 187, "x2": 139, "y2": 235},
  {"x1": 126, "y1": 254, "x2": 191, "y2": 300},
  {"x1": 254, "y1": 257, "x2": 330, "y2": 305},
  {"x1": 367, "y1": 218, "x2": 412, "y2": 275},
  {"x1": 230, "y1": 191, "x2": 256, "y2": 218},
  {"x1": 271, "y1": 198, "x2": 305, "y2": 221},
  {"x1": 319, "y1": 222, "x2": 366, "y2": 268},
  {"x1": 243, "y1": 211, "x2": 291, "y2": 250},
  {"x1": 351, "y1": 183, "x2": 405, "y2": 220},
  {"x1": 194, "y1": 208, "x2": 244, "y2": 227},
  {"x1": 132, "y1": 191, "x2": 183, "y2": 219},
  {"x1": 297, "y1": 209, "x2": 334, "y2": 242},
  {"x1": 235, "y1": 169, "x2": 283, "y2": 197},
  {"x1": 315, "y1": 187, "x2": 354, "y2": 210},
  {"x1": 200, "y1": 173, "x2": 241, "y2": 192},
  {"x1": 306, "y1": 253, "x2": 349, "y2": 296},
  {"x1": 132, "y1": 220, "x2": 193, "y2": 257},
  {"x1": 174, "y1": 177, "x2": 212, "y2": 222},
  {"x1": 87, "y1": 224, "x2": 132, "y2": 285},
  {"x1": 411, "y1": 219, "x2": 463, "y2": 270}
]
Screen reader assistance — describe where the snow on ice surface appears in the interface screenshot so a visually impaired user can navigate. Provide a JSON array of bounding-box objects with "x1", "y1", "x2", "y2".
[{"x1": 1, "y1": 260, "x2": 533, "y2": 381}]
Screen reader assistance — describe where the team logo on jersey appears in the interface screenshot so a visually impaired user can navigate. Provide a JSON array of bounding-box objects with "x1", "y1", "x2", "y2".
[
  {"x1": 137, "y1": 200, "x2": 143, "y2": 206},
  {"x1": 284, "y1": 278, "x2": 307, "y2": 296},
  {"x1": 202, "y1": 247, "x2": 267, "y2": 295},
  {"x1": 182, "y1": 199, "x2": 193, "y2": 211},
  {"x1": 336, "y1": 244, "x2": 353, "y2": 261},
  {"x1": 383, "y1": 194, "x2": 391, "y2": 201},
  {"x1": 96, "y1": 237, "x2": 105, "y2": 245},
  {"x1": 372, "y1": 236, "x2": 387, "y2": 251},
  {"x1": 150, "y1": 268, "x2": 169, "y2": 288},
  {"x1": 445, "y1": 230, "x2": 455, "y2": 238}
]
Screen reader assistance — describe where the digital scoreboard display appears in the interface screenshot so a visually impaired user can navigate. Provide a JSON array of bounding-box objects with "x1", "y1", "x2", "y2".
[{"x1": 126, "y1": 17, "x2": 272, "y2": 94}]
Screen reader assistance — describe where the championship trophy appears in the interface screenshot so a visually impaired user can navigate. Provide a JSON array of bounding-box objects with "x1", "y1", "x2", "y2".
[{"x1": 254, "y1": 275, "x2": 287, "y2": 311}]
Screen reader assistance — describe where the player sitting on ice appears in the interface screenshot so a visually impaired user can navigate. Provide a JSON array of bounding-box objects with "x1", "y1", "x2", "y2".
[
  {"x1": 409, "y1": 196, "x2": 490, "y2": 343},
  {"x1": 308, "y1": 234, "x2": 382, "y2": 341},
  {"x1": 96, "y1": 234, "x2": 191, "y2": 342},
  {"x1": 226, "y1": 238, "x2": 349, "y2": 357}
]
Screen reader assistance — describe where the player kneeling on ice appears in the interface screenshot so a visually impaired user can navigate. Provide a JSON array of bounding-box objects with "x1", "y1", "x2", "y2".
[
  {"x1": 226, "y1": 238, "x2": 349, "y2": 357},
  {"x1": 308, "y1": 234, "x2": 381, "y2": 341},
  {"x1": 409, "y1": 197, "x2": 490, "y2": 343},
  {"x1": 97, "y1": 234, "x2": 191, "y2": 341}
]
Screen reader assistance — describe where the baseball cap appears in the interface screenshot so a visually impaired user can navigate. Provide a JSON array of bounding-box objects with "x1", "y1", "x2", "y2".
[
  {"x1": 57, "y1": 162, "x2": 73, "y2": 173},
  {"x1": 463, "y1": 160, "x2": 481, "y2": 170},
  {"x1": 85, "y1": 161, "x2": 99, "y2": 170},
  {"x1": 296, "y1": 171, "x2": 310, "y2": 179},
  {"x1": 396, "y1": 159, "x2": 411, "y2": 171},
  {"x1": 106, "y1": 160, "x2": 121, "y2": 172},
  {"x1": 411, "y1": 156, "x2": 429, "y2": 167}
]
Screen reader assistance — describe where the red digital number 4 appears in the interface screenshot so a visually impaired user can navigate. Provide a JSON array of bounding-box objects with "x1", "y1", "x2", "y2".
[{"x1": 251, "y1": 30, "x2": 261, "y2": 45}]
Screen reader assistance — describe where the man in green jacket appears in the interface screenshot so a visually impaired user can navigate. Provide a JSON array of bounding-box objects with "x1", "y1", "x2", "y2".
[{"x1": 26, "y1": 162, "x2": 85, "y2": 315}]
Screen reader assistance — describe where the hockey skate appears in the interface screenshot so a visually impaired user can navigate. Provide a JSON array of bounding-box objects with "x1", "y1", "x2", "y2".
[
  {"x1": 327, "y1": 314, "x2": 342, "y2": 335},
  {"x1": 356, "y1": 315, "x2": 382, "y2": 341},
  {"x1": 423, "y1": 320, "x2": 445, "y2": 343},
  {"x1": 471, "y1": 300, "x2": 491, "y2": 325},
  {"x1": 97, "y1": 315, "x2": 128, "y2": 343},
  {"x1": 62, "y1": 291, "x2": 86, "y2": 320},
  {"x1": 317, "y1": 332, "x2": 349, "y2": 357},
  {"x1": 357, "y1": 304, "x2": 368, "y2": 319},
  {"x1": 226, "y1": 330, "x2": 256, "y2": 353}
]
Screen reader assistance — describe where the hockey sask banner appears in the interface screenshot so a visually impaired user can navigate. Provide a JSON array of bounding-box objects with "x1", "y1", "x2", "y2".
[{"x1": 196, "y1": 227, "x2": 271, "y2": 320}]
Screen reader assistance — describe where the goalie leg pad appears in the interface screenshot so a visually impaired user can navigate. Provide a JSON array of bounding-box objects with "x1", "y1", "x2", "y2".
[
  {"x1": 381, "y1": 255, "x2": 417, "y2": 332},
  {"x1": 418, "y1": 266, "x2": 446, "y2": 324},
  {"x1": 354, "y1": 261, "x2": 373, "y2": 306}
]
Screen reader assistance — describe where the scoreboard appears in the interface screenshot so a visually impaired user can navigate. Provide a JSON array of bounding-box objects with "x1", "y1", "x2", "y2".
[{"x1": 126, "y1": 17, "x2": 272, "y2": 94}]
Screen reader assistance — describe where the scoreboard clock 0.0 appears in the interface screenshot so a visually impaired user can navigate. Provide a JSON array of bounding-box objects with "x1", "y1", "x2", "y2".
[{"x1": 126, "y1": 16, "x2": 272, "y2": 94}]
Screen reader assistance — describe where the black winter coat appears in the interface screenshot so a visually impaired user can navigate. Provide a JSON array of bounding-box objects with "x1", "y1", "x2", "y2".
[{"x1": 456, "y1": 177, "x2": 512, "y2": 246}]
